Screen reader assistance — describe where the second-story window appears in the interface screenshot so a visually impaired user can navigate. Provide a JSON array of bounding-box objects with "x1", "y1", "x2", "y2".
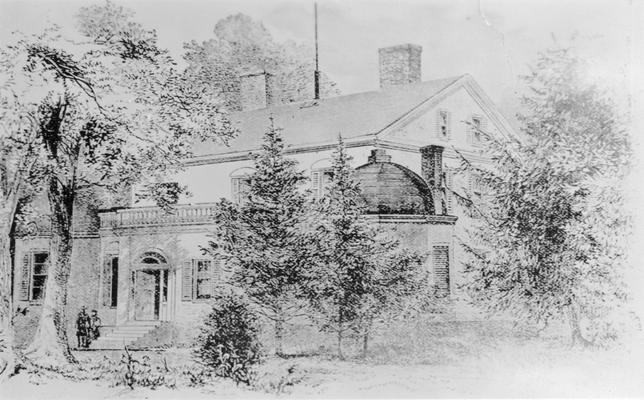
[
  {"x1": 437, "y1": 110, "x2": 451, "y2": 140},
  {"x1": 311, "y1": 169, "x2": 334, "y2": 200},
  {"x1": 231, "y1": 176, "x2": 251, "y2": 205},
  {"x1": 469, "y1": 115, "x2": 485, "y2": 146}
]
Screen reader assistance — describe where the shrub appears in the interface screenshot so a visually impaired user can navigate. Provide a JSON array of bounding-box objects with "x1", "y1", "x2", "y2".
[
  {"x1": 194, "y1": 293, "x2": 261, "y2": 385},
  {"x1": 119, "y1": 347, "x2": 175, "y2": 389},
  {"x1": 251, "y1": 361, "x2": 306, "y2": 395}
]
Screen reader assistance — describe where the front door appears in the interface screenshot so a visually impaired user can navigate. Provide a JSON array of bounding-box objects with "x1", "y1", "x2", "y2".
[{"x1": 134, "y1": 269, "x2": 160, "y2": 320}]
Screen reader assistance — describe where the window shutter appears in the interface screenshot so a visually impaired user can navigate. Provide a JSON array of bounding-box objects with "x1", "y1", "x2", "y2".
[
  {"x1": 446, "y1": 169, "x2": 454, "y2": 213},
  {"x1": 102, "y1": 257, "x2": 112, "y2": 306},
  {"x1": 19, "y1": 253, "x2": 31, "y2": 301},
  {"x1": 433, "y1": 245, "x2": 450, "y2": 296},
  {"x1": 311, "y1": 171, "x2": 320, "y2": 199},
  {"x1": 212, "y1": 258, "x2": 223, "y2": 285},
  {"x1": 231, "y1": 178, "x2": 239, "y2": 204},
  {"x1": 182, "y1": 260, "x2": 193, "y2": 301}
]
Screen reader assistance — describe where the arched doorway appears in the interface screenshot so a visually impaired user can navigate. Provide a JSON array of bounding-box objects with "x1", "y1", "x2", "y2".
[{"x1": 131, "y1": 251, "x2": 170, "y2": 321}]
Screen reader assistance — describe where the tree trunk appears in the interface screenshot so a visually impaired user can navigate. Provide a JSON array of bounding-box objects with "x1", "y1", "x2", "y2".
[
  {"x1": 0, "y1": 229, "x2": 16, "y2": 382},
  {"x1": 24, "y1": 233, "x2": 76, "y2": 367},
  {"x1": 25, "y1": 179, "x2": 76, "y2": 367},
  {"x1": 567, "y1": 303, "x2": 591, "y2": 347},
  {"x1": 274, "y1": 317, "x2": 284, "y2": 356},
  {"x1": 362, "y1": 331, "x2": 369, "y2": 359},
  {"x1": 337, "y1": 330, "x2": 344, "y2": 360},
  {"x1": 1, "y1": 180, "x2": 24, "y2": 381}
]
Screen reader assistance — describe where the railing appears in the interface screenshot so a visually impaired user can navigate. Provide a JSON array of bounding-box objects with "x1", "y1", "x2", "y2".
[{"x1": 99, "y1": 203, "x2": 219, "y2": 229}]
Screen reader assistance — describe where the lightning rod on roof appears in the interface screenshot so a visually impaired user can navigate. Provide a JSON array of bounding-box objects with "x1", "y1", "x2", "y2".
[{"x1": 314, "y1": 2, "x2": 320, "y2": 100}]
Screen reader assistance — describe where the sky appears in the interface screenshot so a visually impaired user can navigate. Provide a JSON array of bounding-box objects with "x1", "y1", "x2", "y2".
[
  {"x1": 0, "y1": 0, "x2": 639, "y2": 123},
  {"x1": 2, "y1": 0, "x2": 644, "y2": 298}
]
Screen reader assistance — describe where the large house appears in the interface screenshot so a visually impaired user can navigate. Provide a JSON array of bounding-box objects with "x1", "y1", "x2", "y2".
[{"x1": 12, "y1": 44, "x2": 517, "y2": 349}]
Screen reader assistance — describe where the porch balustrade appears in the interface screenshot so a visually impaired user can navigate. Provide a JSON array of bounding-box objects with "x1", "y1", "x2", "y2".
[{"x1": 99, "y1": 203, "x2": 219, "y2": 229}]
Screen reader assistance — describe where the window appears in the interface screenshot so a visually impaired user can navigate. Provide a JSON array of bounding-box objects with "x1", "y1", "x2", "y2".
[
  {"x1": 102, "y1": 255, "x2": 119, "y2": 307},
  {"x1": 231, "y1": 176, "x2": 251, "y2": 205},
  {"x1": 195, "y1": 260, "x2": 214, "y2": 299},
  {"x1": 31, "y1": 252, "x2": 49, "y2": 301},
  {"x1": 437, "y1": 110, "x2": 451, "y2": 140},
  {"x1": 469, "y1": 172, "x2": 484, "y2": 195},
  {"x1": 311, "y1": 169, "x2": 333, "y2": 200},
  {"x1": 182, "y1": 258, "x2": 224, "y2": 301},
  {"x1": 469, "y1": 115, "x2": 486, "y2": 146}
]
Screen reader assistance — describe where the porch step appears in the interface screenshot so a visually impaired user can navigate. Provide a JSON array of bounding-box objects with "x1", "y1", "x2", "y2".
[{"x1": 89, "y1": 321, "x2": 161, "y2": 350}]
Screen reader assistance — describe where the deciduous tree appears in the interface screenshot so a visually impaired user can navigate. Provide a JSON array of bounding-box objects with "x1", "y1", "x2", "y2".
[
  {"x1": 183, "y1": 13, "x2": 339, "y2": 111},
  {"x1": 0, "y1": 2, "x2": 233, "y2": 367},
  {"x1": 459, "y1": 45, "x2": 632, "y2": 346}
]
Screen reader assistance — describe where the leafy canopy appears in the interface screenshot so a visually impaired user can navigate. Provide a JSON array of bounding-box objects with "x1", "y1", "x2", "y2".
[{"x1": 460, "y1": 45, "x2": 632, "y2": 344}]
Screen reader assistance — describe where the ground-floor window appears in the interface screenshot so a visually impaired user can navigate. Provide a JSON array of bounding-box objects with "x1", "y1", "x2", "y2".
[
  {"x1": 20, "y1": 251, "x2": 49, "y2": 302},
  {"x1": 103, "y1": 255, "x2": 119, "y2": 307},
  {"x1": 182, "y1": 258, "x2": 223, "y2": 301}
]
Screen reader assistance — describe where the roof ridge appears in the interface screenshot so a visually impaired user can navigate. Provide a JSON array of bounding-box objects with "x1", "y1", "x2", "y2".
[{"x1": 233, "y1": 74, "x2": 466, "y2": 117}]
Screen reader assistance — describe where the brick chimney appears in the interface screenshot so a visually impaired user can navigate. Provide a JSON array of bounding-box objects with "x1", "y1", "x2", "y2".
[
  {"x1": 420, "y1": 145, "x2": 446, "y2": 215},
  {"x1": 378, "y1": 44, "x2": 422, "y2": 89},
  {"x1": 239, "y1": 70, "x2": 273, "y2": 111},
  {"x1": 368, "y1": 149, "x2": 392, "y2": 163}
]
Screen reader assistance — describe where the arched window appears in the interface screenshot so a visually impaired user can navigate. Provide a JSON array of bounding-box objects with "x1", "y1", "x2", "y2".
[
  {"x1": 139, "y1": 251, "x2": 167, "y2": 265},
  {"x1": 230, "y1": 167, "x2": 255, "y2": 205}
]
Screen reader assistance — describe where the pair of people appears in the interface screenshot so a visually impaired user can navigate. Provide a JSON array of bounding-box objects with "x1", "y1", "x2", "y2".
[{"x1": 76, "y1": 306, "x2": 101, "y2": 348}]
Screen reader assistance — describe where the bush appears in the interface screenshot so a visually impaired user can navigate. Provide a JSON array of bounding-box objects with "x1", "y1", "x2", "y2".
[
  {"x1": 194, "y1": 293, "x2": 261, "y2": 385},
  {"x1": 119, "y1": 348, "x2": 176, "y2": 389},
  {"x1": 251, "y1": 361, "x2": 306, "y2": 395}
]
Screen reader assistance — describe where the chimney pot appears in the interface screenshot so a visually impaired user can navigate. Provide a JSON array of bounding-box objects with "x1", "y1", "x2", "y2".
[{"x1": 378, "y1": 44, "x2": 422, "y2": 89}]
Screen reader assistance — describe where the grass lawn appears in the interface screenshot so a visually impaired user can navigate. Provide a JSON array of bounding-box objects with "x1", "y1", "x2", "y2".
[{"x1": 2, "y1": 318, "x2": 643, "y2": 398}]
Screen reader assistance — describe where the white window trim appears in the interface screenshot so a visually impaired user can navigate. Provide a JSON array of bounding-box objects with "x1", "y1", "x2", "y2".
[
  {"x1": 436, "y1": 109, "x2": 451, "y2": 141},
  {"x1": 27, "y1": 250, "x2": 49, "y2": 303},
  {"x1": 469, "y1": 114, "x2": 486, "y2": 147},
  {"x1": 311, "y1": 168, "x2": 333, "y2": 201},
  {"x1": 191, "y1": 258, "x2": 224, "y2": 301}
]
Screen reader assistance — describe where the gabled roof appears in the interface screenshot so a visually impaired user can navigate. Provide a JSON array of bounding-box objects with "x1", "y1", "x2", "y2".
[{"x1": 193, "y1": 75, "x2": 464, "y2": 156}]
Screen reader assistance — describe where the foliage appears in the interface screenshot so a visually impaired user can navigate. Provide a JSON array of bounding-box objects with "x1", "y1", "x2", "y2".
[
  {"x1": 458, "y1": 45, "x2": 632, "y2": 345},
  {"x1": 119, "y1": 347, "x2": 176, "y2": 389},
  {"x1": 206, "y1": 120, "x2": 310, "y2": 354},
  {"x1": 304, "y1": 137, "x2": 429, "y2": 358},
  {"x1": 251, "y1": 361, "x2": 306, "y2": 395},
  {"x1": 182, "y1": 13, "x2": 339, "y2": 111},
  {"x1": 194, "y1": 293, "x2": 261, "y2": 385},
  {"x1": 0, "y1": 1, "x2": 234, "y2": 366}
]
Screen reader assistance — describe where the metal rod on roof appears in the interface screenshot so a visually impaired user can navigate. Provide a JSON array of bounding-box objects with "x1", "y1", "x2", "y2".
[{"x1": 314, "y1": 2, "x2": 320, "y2": 100}]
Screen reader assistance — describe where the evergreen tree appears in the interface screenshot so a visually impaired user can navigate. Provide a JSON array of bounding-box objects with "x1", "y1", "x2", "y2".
[
  {"x1": 460, "y1": 45, "x2": 632, "y2": 346},
  {"x1": 305, "y1": 137, "x2": 427, "y2": 358},
  {"x1": 207, "y1": 119, "x2": 309, "y2": 355}
]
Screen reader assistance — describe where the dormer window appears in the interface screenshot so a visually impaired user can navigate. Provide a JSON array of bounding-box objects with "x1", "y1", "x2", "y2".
[{"x1": 437, "y1": 110, "x2": 451, "y2": 140}]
